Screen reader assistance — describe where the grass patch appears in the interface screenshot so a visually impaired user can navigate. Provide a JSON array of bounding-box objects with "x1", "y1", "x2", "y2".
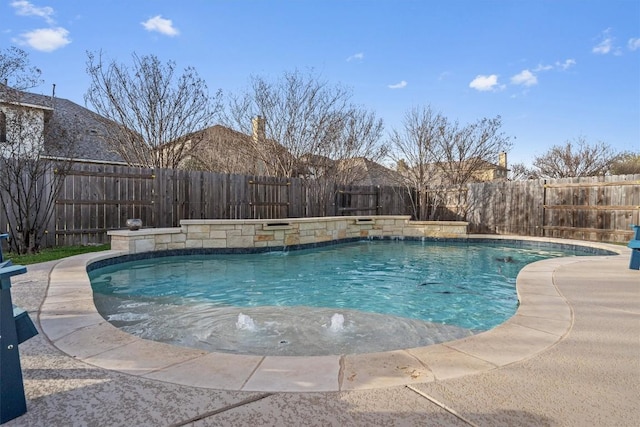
[{"x1": 3, "y1": 244, "x2": 111, "y2": 265}]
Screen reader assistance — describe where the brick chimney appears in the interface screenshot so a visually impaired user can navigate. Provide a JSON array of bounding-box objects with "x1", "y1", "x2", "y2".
[
  {"x1": 252, "y1": 116, "x2": 265, "y2": 143},
  {"x1": 498, "y1": 152, "x2": 507, "y2": 169}
]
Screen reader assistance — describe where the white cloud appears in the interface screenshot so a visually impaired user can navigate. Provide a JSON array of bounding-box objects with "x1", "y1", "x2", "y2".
[
  {"x1": 13, "y1": 27, "x2": 70, "y2": 52},
  {"x1": 511, "y1": 69, "x2": 537, "y2": 87},
  {"x1": 592, "y1": 29, "x2": 621, "y2": 55},
  {"x1": 592, "y1": 38, "x2": 613, "y2": 54},
  {"x1": 142, "y1": 15, "x2": 179, "y2": 36},
  {"x1": 10, "y1": 0, "x2": 55, "y2": 24},
  {"x1": 534, "y1": 59, "x2": 576, "y2": 73},
  {"x1": 469, "y1": 74, "x2": 499, "y2": 91},
  {"x1": 628, "y1": 38, "x2": 640, "y2": 51},
  {"x1": 533, "y1": 63, "x2": 553, "y2": 72},
  {"x1": 556, "y1": 59, "x2": 576, "y2": 70},
  {"x1": 388, "y1": 80, "x2": 407, "y2": 89},
  {"x1": 347, "y1": 52, "x2": 364, "y2": 62}
]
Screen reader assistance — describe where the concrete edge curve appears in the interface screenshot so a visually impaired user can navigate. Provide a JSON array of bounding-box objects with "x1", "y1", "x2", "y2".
[{"x1": 38, "y1": 235, "x2": 628, "y2": 392}]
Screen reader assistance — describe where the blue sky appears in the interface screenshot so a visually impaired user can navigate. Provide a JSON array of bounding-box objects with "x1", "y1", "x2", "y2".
[{"x1": 2, "y1": 0, "x2": 639, "y2": 167}]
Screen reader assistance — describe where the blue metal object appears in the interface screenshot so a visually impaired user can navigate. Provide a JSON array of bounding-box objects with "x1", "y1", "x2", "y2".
[
  {"x1": 12, "y1": 306, "x2": 38, "y2": 345},
  {"x1": 629, "y1": 225, "x2": 640, "y2": 270},
  {"x1": 0, "y1": 234, "x2": 37, "y2": 424}
]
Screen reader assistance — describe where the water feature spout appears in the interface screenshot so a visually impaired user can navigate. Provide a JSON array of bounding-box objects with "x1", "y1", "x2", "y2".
[
  {"x1": 236, "y1": 313, "x2": 257, "y2": 331},
  {"x1": 328, "y1": 313, "x2": 345, "y2": 332}
]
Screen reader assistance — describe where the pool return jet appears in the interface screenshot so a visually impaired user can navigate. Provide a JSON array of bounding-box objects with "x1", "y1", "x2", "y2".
[{"x1": 0, "y1": 234, "x2": 38, "y2": 424}]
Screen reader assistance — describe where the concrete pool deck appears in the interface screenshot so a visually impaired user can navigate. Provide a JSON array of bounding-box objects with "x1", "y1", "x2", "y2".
[{"x1": 5, "y1": 236, "x2": 639, "y2": 425}]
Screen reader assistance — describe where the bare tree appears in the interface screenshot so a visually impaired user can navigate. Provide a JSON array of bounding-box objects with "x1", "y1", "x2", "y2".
[
  {"x1": 0, "y1": 46, "x2": 42, "y2": 90},
  {"x1": 388, "y1": 105, "x2": 447, "y2": 220},
  {"x1": 0, "y1": 56, "x2": 79, "y2": 253},
  {"x1": 532, "y1": 137, "x2": 618, "y2": 178},
  {"x1": 508, "y1": 162, "x2": 539, "y2": 181},
  {"x1": 85, "y1": 51, "x2": 220, "y2": 168},
  {"x1": 434, "y1": 116, "x2": 511, "y2": 186},
  {"x1": 180, "y1": 125, "x2": 260, "y2": 174},
  {"x1": 330, "y1": 107, "x2": 387, "y2": 184},
  {"x1": 226, "y1": 70, "x2": 385, "y2": 179},
  {"x1": 226, "y1": 69, "x2": 386, "y2": 215},
  {"x1": 389, "y1": 108, "x2": 511, "y2": 220},
  {"x1": 432, "y1": 116, "x2": 511, "y2": 218},
  {"x1": 610, "y1": 151, "x2": 640, "y2": 175}
]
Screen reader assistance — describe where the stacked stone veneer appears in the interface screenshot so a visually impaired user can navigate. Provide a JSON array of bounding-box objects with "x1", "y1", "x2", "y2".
[{"x1": 108, "y1": 216, "x2": 468, "y2": 254}]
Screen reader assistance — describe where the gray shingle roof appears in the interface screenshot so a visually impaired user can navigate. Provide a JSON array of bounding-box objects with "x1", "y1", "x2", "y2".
[{"x1": 0, "y1": 87, "x2": 124, "y2": 163}]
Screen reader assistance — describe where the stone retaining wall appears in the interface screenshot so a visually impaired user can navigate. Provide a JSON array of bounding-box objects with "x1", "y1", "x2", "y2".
[{"x1": 108, "y1": 216, "x2": 469, "y2": 254}]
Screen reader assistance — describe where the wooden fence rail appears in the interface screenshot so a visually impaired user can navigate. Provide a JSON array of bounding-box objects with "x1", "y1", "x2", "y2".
[
  {"x1": 467, "y1": 174, "x2": 640, "y2": 243},
  {"x1": 1, "y1": 160, "x2": 638, "y2": 247}
]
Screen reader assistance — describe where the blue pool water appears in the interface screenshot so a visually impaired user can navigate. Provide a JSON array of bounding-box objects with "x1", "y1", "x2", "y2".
[{"x1": 89, "y1": 240, "x2": 596, "y2": 356}]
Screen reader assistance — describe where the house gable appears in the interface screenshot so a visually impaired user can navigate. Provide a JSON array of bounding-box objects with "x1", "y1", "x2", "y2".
[
  {"x1": 0, "y1": 99, "x2": 51, "y2": 157},
  {"x1": 0, "y1": 86, "x2": 125, "y2": 163}
]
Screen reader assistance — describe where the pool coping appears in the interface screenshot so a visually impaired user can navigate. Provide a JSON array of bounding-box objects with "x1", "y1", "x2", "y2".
[{"x1": 38, "y1": 235, "x2": 629, "y2": 392}]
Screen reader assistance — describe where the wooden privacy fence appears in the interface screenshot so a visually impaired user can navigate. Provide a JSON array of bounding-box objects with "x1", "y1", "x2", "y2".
[
  {"x1": 333, "y1": 184, "x2": 411, "y2": 216},
  {"x1": 54, "y1": 162, "x2": 156, "y2": 246},
  {"x1": 542, "y1": 175, "x2": 640, "y2": 242},
  {"x1": 151, "y1": 169, "x2": 308, "y2": 224},
  {"x1": 0, "y1": 161, "x2": 412, "y2": 246},
  {"x1": 0, "y1": 160, "x2": 637, "y2": 246},
  {"x1": 467, "y1": 174, "x2": 640, "y2": 243}
]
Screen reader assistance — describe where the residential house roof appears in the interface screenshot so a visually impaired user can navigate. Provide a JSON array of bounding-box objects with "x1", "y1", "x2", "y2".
[
  {"x1": 337, "y1": 157, "x2": 404, "y2": 186},
  {"x1": 298, "y1": 153, "x2": 402, "y2": 186},
  {"x1": 177, "y1": 124, "x2": 263, "y2": 174},
  {"x1": 399, "y1": 153, "x2": 509, "y2": 187},
  {"x1": 437, "y1": 155, "x2": 509, "y2": 183},
  {"x1": 178, "y1": 121, "x2": 300, "y2": 176},
  {"x1": 0, "y1": 86, "x2": 124, "y2": 163}
]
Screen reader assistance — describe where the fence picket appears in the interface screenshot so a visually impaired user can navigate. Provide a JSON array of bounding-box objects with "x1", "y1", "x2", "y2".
[{"x1": 1, "y1": 159, "x2": 638, "y2": 248}]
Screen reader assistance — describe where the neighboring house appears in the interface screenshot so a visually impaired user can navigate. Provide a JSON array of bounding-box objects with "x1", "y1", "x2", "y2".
[
  {"x1": 298, "y1": 154, "x2": 402, "y2": 186},
  {"x1": 176, "y1": 116, "x2": 298, "y2": 177},
  {"x1": 176, "y1": 123, "x2": 267, "y2": 175},
  {"x1": 297, "y1": 153, "x2": 334, "y2": 179},
  {"x1": 337, "y1": 157, "x2": 404, "y2": 186},
  {"x1": 400, "y1": 152, "x2": 509, "y2": 187},
  {"x1": 0, "y1": 85, "x2": 124, "y2": 163},
  {"x1": 0, "y1": 96, "x2": 51, "y2": 157},
  {"x1": 469, "y1": 152, "x2": 509, "y2": 182}
]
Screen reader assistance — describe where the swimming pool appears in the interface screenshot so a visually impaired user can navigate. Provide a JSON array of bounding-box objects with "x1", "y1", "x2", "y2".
[{"x1": 89, "y1": 239, "x2": 600, "y2": 356}]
